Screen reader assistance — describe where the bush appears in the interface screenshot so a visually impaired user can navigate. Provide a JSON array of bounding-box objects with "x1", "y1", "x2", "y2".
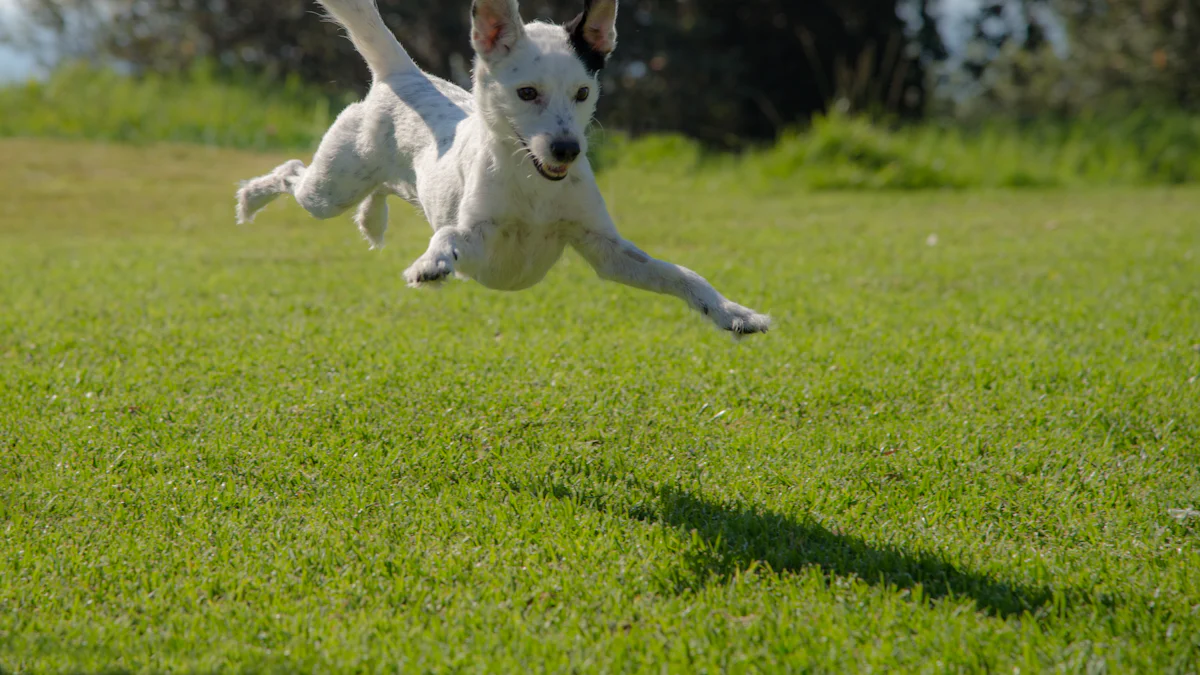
[
  {"x1": 756, "y1": 115, "x2": 972, "y2": 190},
  {"x1": 740, "y1": 112, "x2": 1200, "y2": 190},
  {"x1": 4, "y1": 65, "x2": 1200, "y2": 191}
]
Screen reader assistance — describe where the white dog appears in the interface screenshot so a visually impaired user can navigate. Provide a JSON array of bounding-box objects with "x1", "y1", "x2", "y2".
[{"x1": 236, "y1": 0, "x2": 770, "y2": 335}]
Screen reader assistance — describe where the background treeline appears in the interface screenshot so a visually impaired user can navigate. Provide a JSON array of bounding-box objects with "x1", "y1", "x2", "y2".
[
  {"x1": 3, "y1": 0, "x2": 1200, "y2": 186},
  {"x1": 9, "y1": 0, "x2": 932, "y2": 146},
  {"x1": 8, "y1": 0, "x2": 1198, "y2": 145}
]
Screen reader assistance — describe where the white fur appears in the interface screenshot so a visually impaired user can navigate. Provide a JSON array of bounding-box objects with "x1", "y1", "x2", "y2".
[{"x1": 236, "y1": 0, "x2": 770, "y2": 335}]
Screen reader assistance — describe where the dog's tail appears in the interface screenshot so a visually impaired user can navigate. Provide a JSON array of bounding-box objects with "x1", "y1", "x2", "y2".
[{"x1": 317, "y1": 0, "x2": 416, "y2": 80}]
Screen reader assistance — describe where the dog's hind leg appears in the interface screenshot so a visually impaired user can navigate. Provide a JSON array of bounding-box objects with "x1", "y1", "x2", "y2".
[
  {"x1": 355, "y1": 190, "x2": 389, "y2": 249},
  {"x1": 237, "y1": 102, "x2": 380, "y2": 226},
  {"x1": 235, "y1": 159, "x2": 306, "y2": 224}
]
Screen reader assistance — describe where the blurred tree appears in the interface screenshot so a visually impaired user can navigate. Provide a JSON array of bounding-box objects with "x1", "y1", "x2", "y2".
[
  {"x1": 596, "y1": 0, "x2": 932, "y2": 145},
  {"x1": 950, "y1": 0, "x2": 1199, "y2": 117},
  {"x1": 9, "y1": 1, "x2": 469, "y2": 90},
  {"x1": 9, "y1": 0, "x2": 932, "y2": 146},
  {"x1": 1053, "y1": 0, "x2": 1199, "y2": 109}
]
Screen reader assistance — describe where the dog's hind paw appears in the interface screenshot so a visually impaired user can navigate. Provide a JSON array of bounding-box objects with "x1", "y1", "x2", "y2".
[
  {"x1": 235, "y1": 159, "x2": 305, "y2": 225},
  {"x1": 234, "y1": 183, "x2": 259, "y2": 225},
  {"x1": 403, "y1": 255, "x2": 454, "y2": 288}
]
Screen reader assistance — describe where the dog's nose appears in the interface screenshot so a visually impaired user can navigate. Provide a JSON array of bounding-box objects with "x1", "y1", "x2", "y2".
[{"x1": 550, "y1": 139, "x2": 581, "y2": 163}]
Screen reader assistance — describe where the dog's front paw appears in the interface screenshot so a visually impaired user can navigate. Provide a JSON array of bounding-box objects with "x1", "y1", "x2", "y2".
[
  {"x1": 404, "y1": 255, "x2": 454, "y2": 288},
  {"x1": 708, "y1": 301, "x2": 772, "y2": 337}
]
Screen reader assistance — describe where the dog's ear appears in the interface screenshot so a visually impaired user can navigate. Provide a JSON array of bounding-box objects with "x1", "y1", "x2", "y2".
[
  {"x1": 471, "y1": 0, "x2": 525, "y2": 60},
  {"x1": 566, "y1": 0, "x2": 618, "y2": 74}
]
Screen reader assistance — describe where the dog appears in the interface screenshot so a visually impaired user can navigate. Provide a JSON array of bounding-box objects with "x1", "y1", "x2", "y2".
[{"x1": 236, "y1": 0, "x2": 770, "y2": 336}]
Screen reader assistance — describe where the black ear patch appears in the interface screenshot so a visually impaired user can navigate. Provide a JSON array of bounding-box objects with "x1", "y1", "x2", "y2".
[{"x1": 565, "y1": 1, "x2": 612, "y2": 76}]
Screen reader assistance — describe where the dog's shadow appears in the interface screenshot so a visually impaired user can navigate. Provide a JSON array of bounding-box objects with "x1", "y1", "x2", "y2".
[{"x1": 522, "y1": 475, "x2": 1097, "y2": 619}]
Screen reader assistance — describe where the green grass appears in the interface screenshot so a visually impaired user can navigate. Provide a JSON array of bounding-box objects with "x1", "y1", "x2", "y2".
[{"x1": 2, "y1": 137, "x2": 1199, "y2": 673}]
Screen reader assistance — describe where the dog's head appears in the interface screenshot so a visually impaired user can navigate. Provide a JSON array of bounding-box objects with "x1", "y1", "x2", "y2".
[{"x1": 470, "y1": 0, "x2": 618, "y2": 181}]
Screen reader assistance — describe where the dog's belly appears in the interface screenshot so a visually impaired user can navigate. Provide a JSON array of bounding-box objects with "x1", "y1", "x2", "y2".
[{"x1": 465, "y1": 221, "x2": 567, "y2": 291}]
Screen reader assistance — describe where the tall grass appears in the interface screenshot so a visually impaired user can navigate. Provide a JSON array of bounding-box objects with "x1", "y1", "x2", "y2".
[
  {"x1": 593, "y1": 111, "x2": 1200, "y2": 189},
  {"x1": 0, "y1": 62, "x2": 346, "y2": 150},
  {"x1": 5, "y1": 64, "x2": 1200, "y2": 189}
]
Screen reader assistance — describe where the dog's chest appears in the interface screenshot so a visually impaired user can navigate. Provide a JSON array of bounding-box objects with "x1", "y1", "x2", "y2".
[{"x1": 467, "y1": 215, "x2": 568, "y2": 291}]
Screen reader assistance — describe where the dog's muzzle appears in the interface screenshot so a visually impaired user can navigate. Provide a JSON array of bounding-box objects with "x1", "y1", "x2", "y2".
[{"x1": 514, "y1": 129, "x2": 573, "y2": 181}]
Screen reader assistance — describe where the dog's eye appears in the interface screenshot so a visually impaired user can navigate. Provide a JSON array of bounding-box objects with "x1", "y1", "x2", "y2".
[
  {"x1": 575, "y1": 87, "x2": 590, "y2": 102},
  {"x1": 517, "y1": 87, "x2": 539, "y2": 101}
]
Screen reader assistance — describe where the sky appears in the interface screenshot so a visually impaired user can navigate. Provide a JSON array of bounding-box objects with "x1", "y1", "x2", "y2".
[
  {"x1": 0, "y1": 0, "x2": 41, "y2": 82},
  {"x1": 0, "y1": 44, "x2": 38, "y2": 81},
  {"x1": 934, "y1": 0, "x2": 986, "y2": 51},
  {"x1": 0, "y1": 0, "x2": 989, "y2": 84}
]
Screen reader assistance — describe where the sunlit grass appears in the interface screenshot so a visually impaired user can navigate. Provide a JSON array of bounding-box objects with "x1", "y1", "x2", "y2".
[{"x1": 1, "y1": 138, "x2": 1198, "y2": 673}]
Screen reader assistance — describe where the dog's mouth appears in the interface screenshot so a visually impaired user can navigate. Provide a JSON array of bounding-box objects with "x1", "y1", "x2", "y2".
[{"x1": 530, "y1": 154, "x2": 569, "y2": 181}]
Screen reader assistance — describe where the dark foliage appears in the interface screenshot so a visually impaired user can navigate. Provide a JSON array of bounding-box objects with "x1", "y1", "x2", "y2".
[{"x1": 11, "y1": 0, "x2": 933, "y2": 146}]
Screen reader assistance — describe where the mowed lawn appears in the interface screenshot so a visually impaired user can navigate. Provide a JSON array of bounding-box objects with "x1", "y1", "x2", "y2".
[{"x1": 1, "y1": 137, "x2": 1198, "y2": 673}]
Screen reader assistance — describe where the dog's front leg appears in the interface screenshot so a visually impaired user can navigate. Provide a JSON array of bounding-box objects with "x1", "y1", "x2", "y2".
[
  {"x1": 403, "y1": 226, "x2": 484, "y2": 288},
  {"x1": 570, "y1": 222, "x2": 771, "y2": 336}
]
